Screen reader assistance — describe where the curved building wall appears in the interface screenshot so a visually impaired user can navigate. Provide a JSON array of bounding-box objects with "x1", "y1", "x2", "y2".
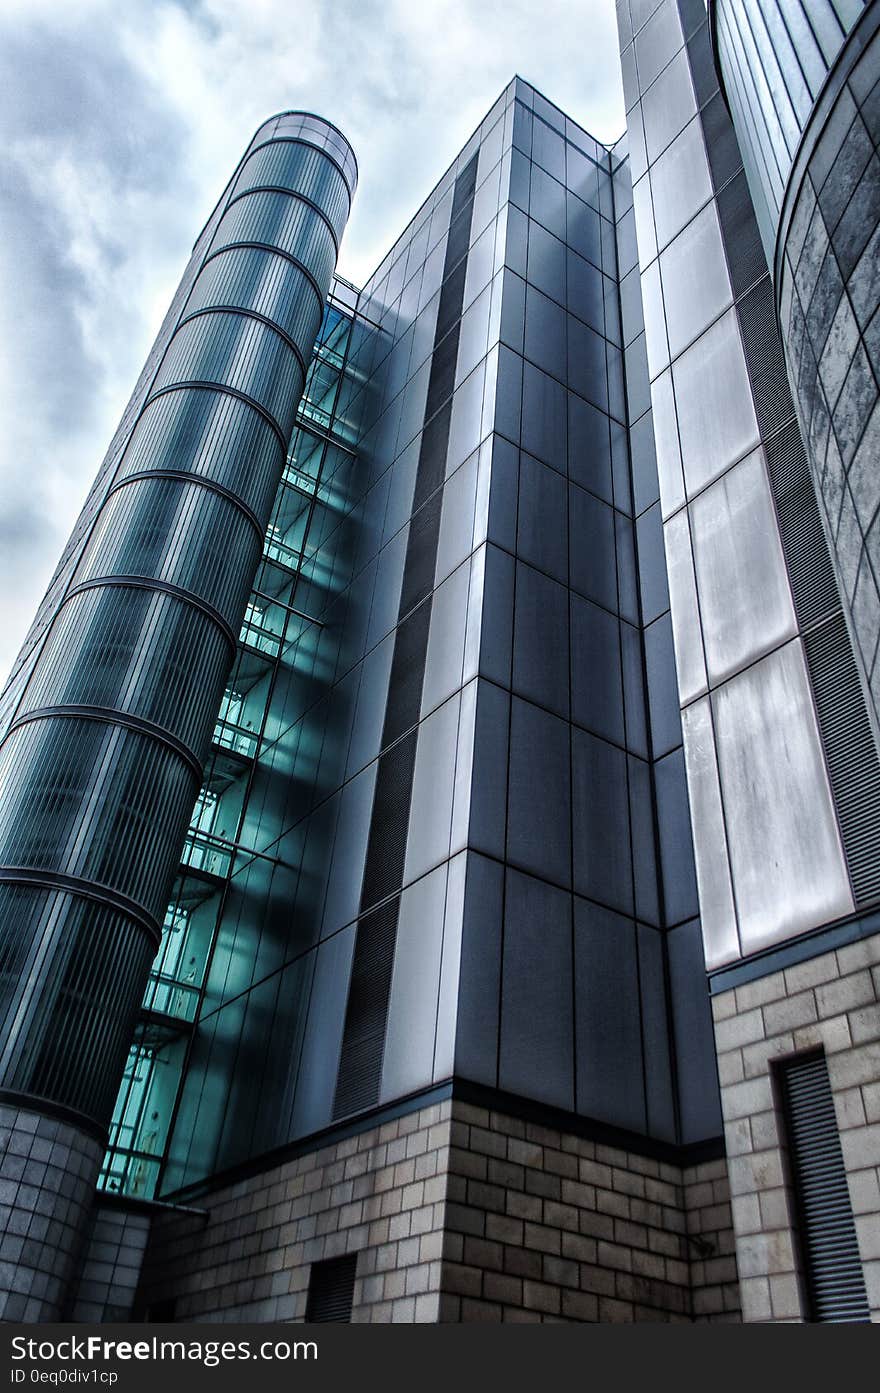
[
  {"x1": 713, "y1": 0, "x2": 880, "y2": 766},
  {"x1": 713, "y1": 0, "x2": 866, "y2": 263},
  {"x1": 0, "y1": 112, "x2": 355, "y2": 1321},
  {"x1": 775, "y1": 4, "x2": 880, "y2": 736}
]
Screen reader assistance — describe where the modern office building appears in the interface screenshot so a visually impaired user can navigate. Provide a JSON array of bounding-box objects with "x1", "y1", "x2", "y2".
[{"x1": 0, "y1": 0, "x2": 877, "y2": 1326}]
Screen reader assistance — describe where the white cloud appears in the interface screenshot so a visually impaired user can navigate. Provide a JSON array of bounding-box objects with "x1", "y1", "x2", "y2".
[{"x1": 0, "y1": 0, "x2": 623, "y2": 679}]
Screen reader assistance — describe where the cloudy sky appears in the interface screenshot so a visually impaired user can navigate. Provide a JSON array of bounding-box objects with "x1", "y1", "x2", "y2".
[{"x1": 0, "y1": 0, "x2": 624, "y2": 680}]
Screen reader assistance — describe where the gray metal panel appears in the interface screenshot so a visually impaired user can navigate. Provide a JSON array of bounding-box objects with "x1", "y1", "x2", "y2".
[
  {"x1": 672, "y1": 309, "x2": 761, "y2": 497},
  {"x1": 403, "y1": 693, "x2": 461, "y2": 885},
  {"x1": 711, "y1": 640, "x2": 854, "y2": 955},
  {"x1": 291, "y1": 924, "x2": 357, "y2": 1138},
  {"x1": 507, "y1": 696, "x2": 571, "y2": 888},
  {"x1": 453, "y1": 852, "x2": 503, "y2": 1085},
  {"x1": 380, "y1": 864, "x2": 448, "y2": 1102},
  {"x1": 513, "y1": 562, "x2": 570, "y2": 719},
  {"x1": 660, "y1": 202, "x2": 733, "y2": 360},
  {"x1": 667, "y1": 918, "x2": 723, "y2": 1143},
  {"x1": 680, "y1": 697, "x2": 739, "y2": 969},
  {"x1": 689, "y1": 448, "x2": 797, "y2": 687},
  {"x1": 664, "y1": 510, "x2": 708, "y2": 705},
  {"x1": 500, "y1": 868, "x2": 573, "y2": 1110},
  {"x1": 574, "y1": 899, "x2": 645, "y2": 1132},
  {"x1": 572, "y1": 726, "x2": 633, "y2": 915}
]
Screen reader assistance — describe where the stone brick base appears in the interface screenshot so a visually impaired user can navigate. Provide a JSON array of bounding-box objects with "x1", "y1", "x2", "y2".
[
  {"x1": 136, "y1": 1096, "x2": 739, "y2": 1323},
  {"x1": 435, "y1": 1103, "x2": 738, "y2": 1322},
  {"x1": 711, "y1": 930, "x2": 880, "y2": 1321},
  {"x1": 0, "y1": 1103, "x2": 104, "y2": 1321},
  {"x1": 68, "y1": 1203, "x2": 151, "y2": 1322}
]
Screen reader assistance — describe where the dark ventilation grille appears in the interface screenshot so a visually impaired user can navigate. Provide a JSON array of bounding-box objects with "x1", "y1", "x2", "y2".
[
  {"x1": 700, "y1": 93, "x2": 743, "y2": 193},
  {"x1": 381, "y1": 604, "x2": 431, "y2": 746},
  {"x1": 436, "y1": 261, "x2": 468, "y2": 340},
  {"x1": 399, "y1": 493, "x2": 444, "y2": 618},
  {"x1": 333, "y1": 154, "x2": 480, "y2": 1122},
  {"x1": 305, "y1": 1254, "x2": 359, "y2": 1323},
  {"x1": 333, "y1": 900, "x2": 400, "y2": 1117},
  {"x1": 425, "y1": 324, "x2": 462, "y2": 420},
  {"x1": 736, "y1": 278, "x2": 796, "y2": 438},
  {"x1": 717, "y1": 171, "x2": 768, "y2": 298},
  {"x1": 779, "y1": 1053, "x2": 870, "y2": 1323},
  {"x1": 763, "y1": 422, "x2": 841, "y2": 630},
  {"x1": 415, "y1": 403, "x2": 453, "y2": 507},
  {"x1": 803, "y1": 616, "x2": 880, "y2": 904},
  {"x1": 359, "y1": 734, "x2": 418, "y2": 910},
  {"x1": 446, "y1": 206, "x2": 474, "y2": 273}
]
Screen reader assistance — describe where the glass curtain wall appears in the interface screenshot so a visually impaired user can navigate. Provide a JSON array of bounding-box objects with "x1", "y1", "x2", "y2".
[{"x1": 100, "y1": 284, "x2": 359, "y2": 1198}]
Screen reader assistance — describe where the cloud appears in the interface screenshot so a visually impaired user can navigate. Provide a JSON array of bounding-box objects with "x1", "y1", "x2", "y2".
[{"x1": 0, "y1": 0, "x2": 624, "y2": 679}]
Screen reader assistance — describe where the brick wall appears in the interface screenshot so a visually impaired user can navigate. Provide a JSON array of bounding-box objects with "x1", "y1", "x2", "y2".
[
  {"x1": 437, "y1": 1102, "x2": 739, "y2": 1322},
  {"x1": 711, "y1": 932, "x2": 880, "y2": 1321},
  {"x1": 69, "y1": 1204, "x2": 151, "y2": 1322},
  {"x1": 138, "y1": 1100, "x2": 452, "y2": 1323},
  {"x1": 137, "y1": 1095, "x2": 739, "y2": 1323},
  {"x1": 0, "y1": 1103, "x2": 104, "y2": 1322}
]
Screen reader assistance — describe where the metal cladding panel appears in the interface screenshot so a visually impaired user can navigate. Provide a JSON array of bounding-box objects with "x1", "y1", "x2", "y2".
[{"x1": 711, "y1": 639, "x2": 854, "y2": 954}]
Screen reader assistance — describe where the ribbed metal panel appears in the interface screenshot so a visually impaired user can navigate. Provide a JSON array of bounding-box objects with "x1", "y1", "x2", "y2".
[
  {"x1": 305, "y1": 1253, "x2": 358, "y2": 1323},
  {"x1": 700, "y1": 92, "x2": 743, "y2": 193},
  {"x1": 332, "y1": 900, "x2": 399, "y2": 1118},
  {"x1": 780, "y1": 1053, "x2": 870, "y2": 1323},
  {"x1": 717, "y1": 171, "x2": 768, "y2": 298},
  {"x1": 381, "y1": 605, "x2": 431, "y2": 747},
  {"x1": 737, "y1": 278, "x2": 796, "y2": 438},
  {"x1": 803, "y1": 617, "x2": 880, "y2": 904},
  {"x1": 358, "y1": 734, "x2": 419, "y2": 912},
  {"x1": 763, "y1": 422, "x2": 841, "y2": 631}
]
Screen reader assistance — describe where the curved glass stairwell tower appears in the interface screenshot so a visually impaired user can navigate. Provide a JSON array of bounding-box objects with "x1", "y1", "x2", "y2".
[{"x1": 0, "y1": 111, "x2": 356, "y2": 1321}]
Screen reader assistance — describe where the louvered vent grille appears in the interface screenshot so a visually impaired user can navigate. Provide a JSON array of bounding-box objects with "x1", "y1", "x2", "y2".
[
  {"x1": 803, "y1": 616, "x2": 880, "y2": 904},
  {"x1": 763, "y1": 422, "x2": 841, "y2": 630},
  {"x1": 779, "y1": 1053, "x2": 870, "y2": 1323},
  {"x1": 381, "y1": 604, "x2": 431, "y2": 746},
  {"x1": 305, "y1": 1253, "x2": 358, "y2": 1323},
  {"x1": 737, "y1": 279, "x2": 796, "y2": 438},
  {"x1": 717, "y1": 171, "x2": 768, "y2": 298},
  {"x1": 359, "y1": 735, "x2": 418, "y2": 910},
  {"x1": 399, "y1": 494, "x2": 444, "y2": 618},
  {"x1": 333, "y1": 899, "x2": 400, "y2": 1118},
  {"x1": 700, "y1": 93, "x2": 742, "y2": 193}
]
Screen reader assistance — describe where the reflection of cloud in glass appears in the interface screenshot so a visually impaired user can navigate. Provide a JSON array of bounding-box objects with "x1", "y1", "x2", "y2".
[{"x1": 0, "y1": 0, "x2": 624, "y2": 680}]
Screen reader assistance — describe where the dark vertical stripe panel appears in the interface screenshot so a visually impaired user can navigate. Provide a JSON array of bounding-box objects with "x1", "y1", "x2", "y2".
[{"x1": 333, "y1": 154, "x2": 479, "y2": 1119}]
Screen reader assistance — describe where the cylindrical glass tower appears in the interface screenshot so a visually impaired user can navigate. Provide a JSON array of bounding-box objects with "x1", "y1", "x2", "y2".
[{"x1": 0, "y1": 111, "x2": 356, "y2": 1321}]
